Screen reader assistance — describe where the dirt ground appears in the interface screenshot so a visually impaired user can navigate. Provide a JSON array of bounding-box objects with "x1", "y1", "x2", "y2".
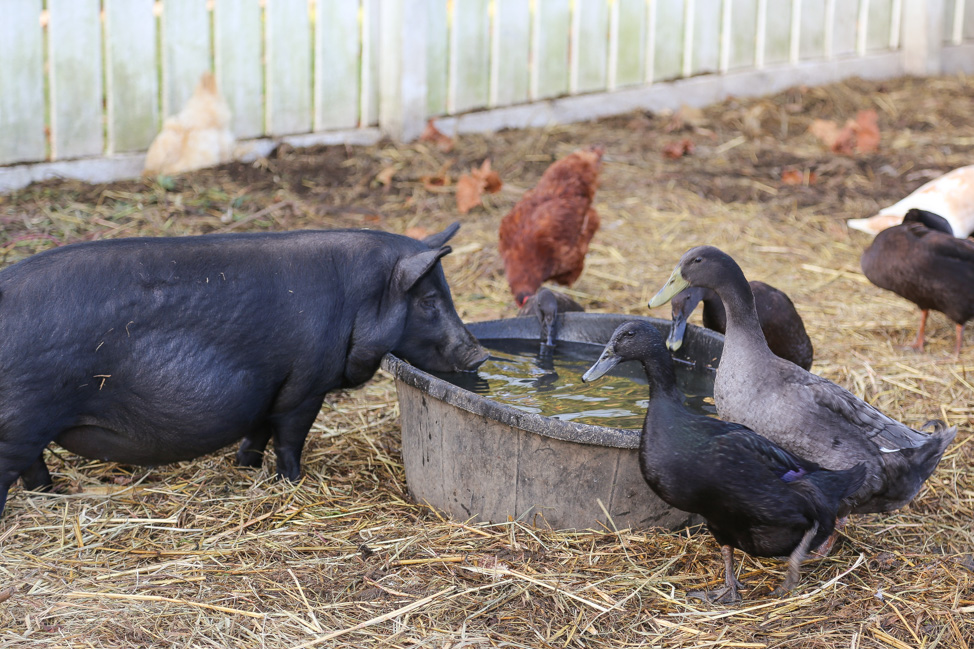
[{"x1": 0, "y1": 75, "x2": 972, "y2": 647}]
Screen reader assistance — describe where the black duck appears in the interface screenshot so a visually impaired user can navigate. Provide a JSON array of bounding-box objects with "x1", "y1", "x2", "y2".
[
  {"x1": 860, "y1": 208, "x2": 974, "y2": 357},
  {"x1": 666, "y1": 282, "x2": 813, "y2": 370},
  {"x1": 583, "y1": 321, "x2": 865, "y2": 603},
  {"x1": 649, "y1": 246, "x2": 956, "y2": 515},
  {"x1": 518, "y1": 287, "x2": 584, "y2": 347}
]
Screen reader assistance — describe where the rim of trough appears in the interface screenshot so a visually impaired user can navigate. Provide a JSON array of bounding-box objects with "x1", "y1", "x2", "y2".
[{"x1": 381, "y1": 312, "x2": 723, "y2": 450}]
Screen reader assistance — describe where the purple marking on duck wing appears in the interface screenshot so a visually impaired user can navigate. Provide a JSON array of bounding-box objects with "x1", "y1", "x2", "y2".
[{"x1": 781, "y1": 468, "x2": 807, "y2": 482}]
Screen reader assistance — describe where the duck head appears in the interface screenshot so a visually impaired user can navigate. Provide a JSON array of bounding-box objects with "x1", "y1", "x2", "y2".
[
  {"x1": 665, "y1": 286, "x2": 708, "y2": 352},
  {"x1": 903, "y1": 208, "x2": 953, "y2": 234},
  {"x1": 582, "y1": 320, "x2": 666, "y2": 382},
  {"x1": 649, "y1": 246, "x2": 744, "y2": 308}
]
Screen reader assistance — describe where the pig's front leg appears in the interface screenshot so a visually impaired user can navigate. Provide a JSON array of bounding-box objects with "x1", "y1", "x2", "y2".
[
  {"x1": 0, "y1": 436, "x2": 54, "y2": 518},
  {"x1": 268, "y1": 394, "x2": 328, "y2": 482}
]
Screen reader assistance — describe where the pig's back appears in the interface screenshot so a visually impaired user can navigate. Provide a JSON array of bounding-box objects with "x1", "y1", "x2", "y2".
[{"x1": 0, "y1": 230, "x2": 404, "y2": 321}]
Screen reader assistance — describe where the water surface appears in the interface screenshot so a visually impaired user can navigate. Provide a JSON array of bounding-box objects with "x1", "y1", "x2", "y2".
[{"x1": 437, "y1": 338, "x2": 716, "y2": 429}]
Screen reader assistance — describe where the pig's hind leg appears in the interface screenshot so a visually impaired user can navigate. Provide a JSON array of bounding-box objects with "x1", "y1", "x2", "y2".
[
  {"x1": 236, "y1": 427, "x2": 273, "y2": 470},
  {"x1": 20, "y1": 456, "x2": 53, "y2": 491}
]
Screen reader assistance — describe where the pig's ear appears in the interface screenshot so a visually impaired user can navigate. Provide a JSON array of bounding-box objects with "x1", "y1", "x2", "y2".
[
  {"x1": 394, "y1": 246, "x2": 452, "y2": 292},
  {"x1": 422, "y1": 222, "x2": 460, "y2": 249}
]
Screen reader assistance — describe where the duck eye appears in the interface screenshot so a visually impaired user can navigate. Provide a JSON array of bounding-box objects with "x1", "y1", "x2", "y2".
[{"x1": 693, "y1": 257, "x2": 703, "y2": 263}]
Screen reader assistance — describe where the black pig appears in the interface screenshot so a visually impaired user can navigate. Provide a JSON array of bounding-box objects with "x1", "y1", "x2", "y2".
[{"x1": 0, "y1": 223, "x2": 486, "y2": 517}]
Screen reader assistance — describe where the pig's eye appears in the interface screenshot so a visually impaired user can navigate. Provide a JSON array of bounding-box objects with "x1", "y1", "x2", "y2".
[{"x1": 421, "y1": 294, "x2": 437, "y2": 310}]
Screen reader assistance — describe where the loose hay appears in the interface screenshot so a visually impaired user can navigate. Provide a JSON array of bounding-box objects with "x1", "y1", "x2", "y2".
[{"x1": 0, "y1": 75, "x2": 972, "y2": 647}]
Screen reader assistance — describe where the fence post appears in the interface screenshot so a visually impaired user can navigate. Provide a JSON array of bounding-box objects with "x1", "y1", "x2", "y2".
[
  {"x1": 901, "y1": 0, "x2": 944, "y2": 75},
  {"x1": 379, "y1": 0, "x2": 429, "y2": 141}
]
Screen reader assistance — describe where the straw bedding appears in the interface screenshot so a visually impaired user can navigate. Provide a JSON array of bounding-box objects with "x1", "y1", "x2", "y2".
[{"x1": 0, "y1": 75, "x2": 972, "y2": 647}]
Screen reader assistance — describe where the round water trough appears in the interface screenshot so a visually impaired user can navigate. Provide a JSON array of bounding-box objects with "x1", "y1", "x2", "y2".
[{"x1": 381, "y1": 313, "x2": 723, "y2": 531}]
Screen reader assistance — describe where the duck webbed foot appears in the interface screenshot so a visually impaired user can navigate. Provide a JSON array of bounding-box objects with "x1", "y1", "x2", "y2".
[
  {"x1": 688, "y1": 583, "x2": 743, "y2": 605},
  {"x1": 689, "y1": 545, "x2": 744, "y2": 604}
]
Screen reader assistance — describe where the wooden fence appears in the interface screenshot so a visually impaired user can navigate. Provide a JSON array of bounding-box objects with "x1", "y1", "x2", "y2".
[{"x1": 1, "y1": 0, "x2": 973, "y2": 191}]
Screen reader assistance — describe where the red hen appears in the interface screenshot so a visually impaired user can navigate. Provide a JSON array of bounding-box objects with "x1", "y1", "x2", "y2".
[{"x1": 499, "y1": 146, "x2": 603, "y2": 306}]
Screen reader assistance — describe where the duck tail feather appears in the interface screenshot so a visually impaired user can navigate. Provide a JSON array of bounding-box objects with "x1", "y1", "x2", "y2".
[{"x1": 912, "y1": 423, "x2": 957, "y2": 479}]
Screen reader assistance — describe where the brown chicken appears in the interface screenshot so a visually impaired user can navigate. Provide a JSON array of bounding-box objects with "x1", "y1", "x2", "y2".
[{"x1": 499, "y1": 146, "x2": 603, "y2": 306}]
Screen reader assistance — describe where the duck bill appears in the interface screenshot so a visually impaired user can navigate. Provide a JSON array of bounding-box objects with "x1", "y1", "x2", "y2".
[
  {"x1": 649, "y1": 267, "x2": 690, "y2": 308},
  {"x1": 666, "y1": 315, "x2": 687, "y2": 352},
  {"x1": 582, "y1": 348, "x2": 622, "y2": 382}
]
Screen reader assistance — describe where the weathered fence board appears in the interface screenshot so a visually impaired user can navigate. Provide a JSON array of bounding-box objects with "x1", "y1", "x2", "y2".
[
  {"x1": 315, "y1": 1, "x2": 361, "y2": 130},
  {"x1": 944, "y1": 0, "x2": 958, "y2": 43},
  {"x1": 105, "y1": 0, "x2": 159, "y2": 154},
  {"x1": 800, "y1": 0, "x2": 827, "y2": 60},
  {"x1": 654, "y1": 0, "x2": 686, "y2": 80},
  {"x1": 833, "y1": 0, "x2": 860, "y2": 56},
  {"x1": 950, "y1": 0, "x2": 973, "y2": 43},
  {"x1": 963, "y1": 0, "x2": 974, "y2": 38},
  {"x1": 427, "y1": 0, "x2": 449, "y2": 115},
  {"x1": 609, "y1": 0, "x2": 647, "y2": 88},
  {"x1": 214, "y1": 0, "x2": 263, "y2": 139},
  {"x1": 161, "y1": 0, "x2": 211, "y2": 118},
  {"x1": 729, "y1": 0, "x2": 759, "y2": 70},
  {"x1": 362, "y1": 0, "x2": 381, "y2": 126},
  {"x1": 4, "y1": 0, "x2": 974, "y2": 180},
  {"x1": 379, "y1": 0, "x2": 428, "y2": 142},
  {"x1": 0, "y1": 0, "x2": 45, "y2": 165},
  {"x1": 532, "y1": 0, "x2": 571, "y2": 99},
  {"x1": 450, "y1": 0, "x2": 490, "y2": 113},
  {"x1": 491, "y1": 0, "x2": 531, "y2": 106},
  {"x1": 571, "y1": 0, "x2": 610, "y2": 94},
  {"x1": 868, "y1": 0, "x2": 896, "y2": 51},
  {"x1": 48, "y1": 0, "x2": 103, "y2": 160},
  {"x1": 691, "y1": 0, "x2": 722, "y2": 75},
  {"x1": 763, "y1": 0, "x2": 793, "y2": 65},
  {"x1": 267, "y1": 0, "x2": 312, "y2": 136}
]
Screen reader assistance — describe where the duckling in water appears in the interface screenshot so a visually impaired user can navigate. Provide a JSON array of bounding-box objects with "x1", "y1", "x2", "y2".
[
  {"x1": 650, "y1": 246, "x2": 956, "y2": 516},
  {"x1": 860, "y1": 208, "x2": 974, "y2": 357},
  {"x1": 666, "y1": 282, "x2": 813, "y2": 370},
  {"x1": 518, "y1": 287, "x2": 584, "y2": 347},
  {"x1": 583, "y1": 321, "x2": 865, "y2": 603}
]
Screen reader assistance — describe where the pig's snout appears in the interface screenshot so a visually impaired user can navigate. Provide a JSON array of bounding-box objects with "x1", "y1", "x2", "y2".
[{"x1": 462, "y1": 345, "x2": 490, "y2": 371}]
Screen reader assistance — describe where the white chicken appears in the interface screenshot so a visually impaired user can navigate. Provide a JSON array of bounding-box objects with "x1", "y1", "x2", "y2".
[
  {"x1": 143, "y1": 72, "x2": 235, "y2": 176},
  {"x1": 847, "y1": 165, "x2": 974, "y2": 238}
]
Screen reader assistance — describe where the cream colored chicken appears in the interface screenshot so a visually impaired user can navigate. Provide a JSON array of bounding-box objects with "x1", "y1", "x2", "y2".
[
  {"x1": 847, "y1": 165, "x2": 974, "y2": 238},
  {"x1": 144, "y1": 72, "x2": 235, "y2": 176}
]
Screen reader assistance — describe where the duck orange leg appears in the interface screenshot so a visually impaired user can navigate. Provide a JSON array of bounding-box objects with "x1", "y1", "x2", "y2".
[
  {"x1": 909, "y1": 309, "x2": 929, "y2": 351},
  {"x1": 955, "y1": 323, "x2": 965, "y2": 358}
]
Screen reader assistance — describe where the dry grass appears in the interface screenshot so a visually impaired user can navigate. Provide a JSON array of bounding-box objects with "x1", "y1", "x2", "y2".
[{"x1": 1, "y1": 75, "x2": 973, "y2": 647}]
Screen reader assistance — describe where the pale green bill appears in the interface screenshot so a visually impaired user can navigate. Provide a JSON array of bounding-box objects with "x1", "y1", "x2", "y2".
[{"x1": 648, "y1": 266, "x2": 689, "y2": 308}]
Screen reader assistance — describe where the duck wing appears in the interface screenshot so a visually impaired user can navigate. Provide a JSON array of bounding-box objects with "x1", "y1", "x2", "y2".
[
  {"x1": 791, "y1": 371, "x2": 928, "y2": 452},
  {"x1": 912, "y1": 225, "x2": 974, "y2": 262},
  {"x1": 711, "y1": 421, "x2": 818, "y2": 482}
]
